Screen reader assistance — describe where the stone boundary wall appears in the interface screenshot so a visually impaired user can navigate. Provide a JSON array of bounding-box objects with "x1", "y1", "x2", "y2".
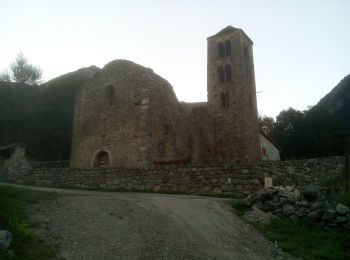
[
  {"x1": 262, "y1": 156, "x2": 345, "y2": 186},
  {"x1": 2, "y1": 156, "x2": 346, "y2": 195},
  {"x1": 6, "y1": 165, "x2": 264, "y2": 195}
]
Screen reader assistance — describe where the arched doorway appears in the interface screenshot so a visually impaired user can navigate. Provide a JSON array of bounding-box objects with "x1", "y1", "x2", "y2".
[{"x1": 93, "y1": 150, "x2": 110, "y2": 167}]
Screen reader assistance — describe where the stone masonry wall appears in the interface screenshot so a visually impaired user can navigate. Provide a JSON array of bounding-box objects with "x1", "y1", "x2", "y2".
[
  {"x1": 3, "y1": 156, "x2": 346, "y2": 196},
  {"x1": 262, "y1": 156, "x2": 345, "y2": 186},
  {"x1": 7, "y1": 165, "x2": 263, "y2": 195}
]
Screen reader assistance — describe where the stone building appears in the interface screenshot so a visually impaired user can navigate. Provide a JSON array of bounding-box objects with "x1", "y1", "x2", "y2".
[
  {"x1": 70, "y1": 26, "x2": 261, "y2": 168},
  {"x1": 0, "y1": 143, "x2": 30, "y2": 178}
]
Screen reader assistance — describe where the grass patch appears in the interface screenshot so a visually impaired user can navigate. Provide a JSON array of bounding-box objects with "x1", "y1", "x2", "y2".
[
  {"x1": 323, "y1": 176, "x2": 350, "y2": 207},
  {"x1": 232, "y1": 199, "x2": 250, "y2": 217},
  {"x1": 253, "y1": 219, "x2": 350, "y2": 260},
  {"x1": 231, "y1": 198, "x2": 350, "y2": 259},
  {"x1": 0, "y1": 186, "x2": 57, "y2": 259}
]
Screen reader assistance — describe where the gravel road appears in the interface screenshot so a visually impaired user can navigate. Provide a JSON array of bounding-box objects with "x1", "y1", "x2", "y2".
[{"x1": 1, "y1": 183, "x2": 295, "y2": 260}]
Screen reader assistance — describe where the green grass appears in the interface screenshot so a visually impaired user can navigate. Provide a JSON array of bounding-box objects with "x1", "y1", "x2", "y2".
[
  {"x1": 324, "y1": 175, "x2": 350, "y2": 207},
  {"x1": 231, "y1": 200, "x2": 251, "y2": 216},
  {"x1": 232, "y1": 200, "x2": 350, "y2": 260},
  {"x1": 231, "y1": 200, "x2": 350, "y2": 259},
  {"x1": 253, "y1": 219, "x2": 350, "y2": 260},
  {"x1": 0, "y1": 186, "x2": 57, "y2": 259}
]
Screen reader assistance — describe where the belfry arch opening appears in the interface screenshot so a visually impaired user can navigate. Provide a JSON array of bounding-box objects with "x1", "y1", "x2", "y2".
[{"x1": 93, "y1": 150, "x2": 110, "y2": 167}]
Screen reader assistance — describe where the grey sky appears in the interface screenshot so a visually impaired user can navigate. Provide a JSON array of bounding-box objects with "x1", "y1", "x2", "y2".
[{"x1": 1, "y1": 0, "x2": 349, "y2": 117}]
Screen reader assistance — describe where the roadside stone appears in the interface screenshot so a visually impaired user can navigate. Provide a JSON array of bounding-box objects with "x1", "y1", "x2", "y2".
[
  {"x1": 283, "y1": 205, "x2": 295, "y2": 217},
  {"x1": 257, "y1": 188, "x2": 276, "y2": 201},
  {"x1": 303, "y1": 186, "x2": 321, "y2": 201},
  {"x1": 295, "y1": 200, "x2": 309, "y2": 207},
  {"x1": 334, "y1": 216, "x2": 347, "y2": 224},
  {"x1": 335, "y1": 204, "x2": 349, "y2": 215},
  {"x1": 289, "y1": 214, "x2": 299, "y2": 221},
  {"x1": 262, "y1": 200, "x2": 279, "y2": 211},
  {"x1": 306, "y1": 211, "x2": 320, "y2": 220},
  {"x1": 0, "y1": 230, "x2": 13, "y2": 258},
  {"x1": 295, "y1": 208, "x2": 306, "y2": 218},
  {"x1": 0, "y1": 230, "x2": 12, "y2": 250},
  {"x1": 322, "y1": 210, "x2": 336, "y2": 221}
]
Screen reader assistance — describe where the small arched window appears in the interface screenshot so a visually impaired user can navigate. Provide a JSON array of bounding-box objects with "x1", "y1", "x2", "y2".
[
  {"x1": 217, "y1": 66, "x2": 225, "y2": 83},
  {"x1": 106, "y1": 85, "x2": 114, "y2": 105},
  {"x1": 225, "y1": 64, "x2": 232, "y2": 82},
  {"x1": 225, "y1": 40, "x2": 231, "y2": 56},
  {"x1": 217, "y1": 42, "x2": 225, "y2": 58},
  {"x1": 93, "y1": 150, "x2": 110, "y2": 168}
]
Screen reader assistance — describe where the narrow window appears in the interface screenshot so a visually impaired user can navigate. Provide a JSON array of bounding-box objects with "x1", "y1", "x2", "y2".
[
  {"x1": 225, "y1": 91, "x2": 230, "y2": 107},
  {"x1": 244, "y1": 45, "x2": 249, "y2": 61},
  {"x1": 225, "y1": 64, "x2": 232, "y2": 82},
  {"x1": 225, "y1": 40, "x2": 231, "y2": 56},
  {"x1": 217, "y1": 66, "x2": 225, "y2": 83},
  {"x1": 221, "y1": 92, "x2": 229, "y2": 108},
  {"x1": 106, "y1": 85, "x2": 114, "y2": 105},
  {"x1": 217, "y1": 42, "x2": 225, "y2": 58},
  {"x1": 221, "y1": 92, "x2": 226, "y2": 107}
]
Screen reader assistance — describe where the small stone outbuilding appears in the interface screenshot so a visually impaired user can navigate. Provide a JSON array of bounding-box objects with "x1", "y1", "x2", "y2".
[{"x1": 0, "y1": 143, "x2": 29, "y2": 178}]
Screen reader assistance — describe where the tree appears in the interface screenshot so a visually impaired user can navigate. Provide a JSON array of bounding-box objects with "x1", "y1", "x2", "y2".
[
  {"x1": 0, "y1": 52, "x2": 43, "y2": 85},
  {"x1": 258, "y1": 115, "x2": 275, "y2": 134}
]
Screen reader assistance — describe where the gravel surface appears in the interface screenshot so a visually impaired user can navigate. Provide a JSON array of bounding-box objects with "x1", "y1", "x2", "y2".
[{"x1": 1, "y1": 183, "x2": 296, "y2": 260}]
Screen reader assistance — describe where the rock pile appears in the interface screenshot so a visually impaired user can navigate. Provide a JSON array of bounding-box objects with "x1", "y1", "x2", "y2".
[
  {"x1": 0, "y1": 230, "x2": 13, "y2": 258},
  {"x1": 246, "y1": 186, "x2": 350, "y2": 229}
]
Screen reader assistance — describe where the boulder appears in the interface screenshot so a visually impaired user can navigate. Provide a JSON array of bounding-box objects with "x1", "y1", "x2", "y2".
[
  {"x1": 283, "y1": 205, "x2": 295, "y2": 217},
  {"x1": 262, "y1": 200, "x2": 280, "y2": 211},
  {"x1": 322, "y1": 210, "x2": 336, "y2": 221},
  {"x1": 335, "y1": 204, "x2": 349, "y2": 215},
  {"x1": 0, "y1": 230, "x2": 12, "y2": 250},
  {"x1": 303, "y1": 186, "x2": 321, "y2": 201},
  {"x1": 295, "y1": 200, "x2": 309, "y2": 208},
  {"x1": 307, "y1": 211, "x2": 320, "y2": 220},
  {"x1": 0, "y1": 230, "x2": 13, "y2": 258},
  {"x1": 295, "y1": 207, "x2": 306, "y2": 218}
]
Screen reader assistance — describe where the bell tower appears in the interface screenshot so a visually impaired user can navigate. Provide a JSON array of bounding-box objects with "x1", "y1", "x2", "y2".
[{"x1": 207, "y1": 26, "x2": 261, "y2": 163}]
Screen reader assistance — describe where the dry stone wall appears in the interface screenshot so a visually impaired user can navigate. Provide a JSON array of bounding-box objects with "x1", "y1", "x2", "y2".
[
  {"x1": 6, "y1": 164, "x2": 263, "y2": 195},
  {"x1": 3, "y1": 156, "x2": 345, "y2": 196},
  {"x1": 262, "y1": 156, "x2": 345, "y2": 186}
]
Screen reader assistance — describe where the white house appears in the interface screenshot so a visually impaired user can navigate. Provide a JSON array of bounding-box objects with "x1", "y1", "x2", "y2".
[{"x1": 259, "y1": 130, "x2": 280, "y2": 161}]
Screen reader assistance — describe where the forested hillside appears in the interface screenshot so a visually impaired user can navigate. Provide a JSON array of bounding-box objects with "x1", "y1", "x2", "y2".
[
  {"x1": 317, "y1": 74, "x2": 350, "y2": 131},
  {"x1": 0, "y1": 66, "x2": 99, "y2": 161},
  {"x1": 260, "y1": 75, "x2": 350, "y2": 160}
]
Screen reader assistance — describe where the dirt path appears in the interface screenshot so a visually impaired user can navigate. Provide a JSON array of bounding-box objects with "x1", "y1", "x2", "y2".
[{"x1": 1, "y1": 183, "x2": 294, "y2": 260}]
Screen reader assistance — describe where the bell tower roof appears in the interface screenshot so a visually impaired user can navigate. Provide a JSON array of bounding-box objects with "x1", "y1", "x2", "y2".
[{"x1": 207, "y1": 25, "x2": 253, "y2": 45}]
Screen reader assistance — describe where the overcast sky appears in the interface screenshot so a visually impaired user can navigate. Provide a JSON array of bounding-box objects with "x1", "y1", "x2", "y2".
[{"x1": 1, "y1": 0, "x2": 349, "y2": 117}]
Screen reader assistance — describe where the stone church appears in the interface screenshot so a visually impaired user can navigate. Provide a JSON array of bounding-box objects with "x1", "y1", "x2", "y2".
[{"x1": 70, "y1": 26, "x2": 261, "y2": 168}]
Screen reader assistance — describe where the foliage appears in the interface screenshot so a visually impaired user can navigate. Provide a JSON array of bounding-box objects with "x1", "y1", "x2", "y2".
[
  {"x1": 0, "y1": 186, "x2": 57, "y2": 259},
  {"x1": 259, "y1": 106, "x2": 348, "y2": 160},
  {"x1": 253, "y1": 219, "x2": 350, "y2": 260},
  {"x1": 0, "y1": 53, "x2": 43, "y2": 86},
  {"x1": 317, "y1": 74, "x2": 350, "y2": 131},
  {"x1": 0, "y1": 67, "x2": 98, "y2": 161}
]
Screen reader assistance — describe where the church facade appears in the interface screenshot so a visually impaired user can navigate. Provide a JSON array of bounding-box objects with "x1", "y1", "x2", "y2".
[{"x1": 70, "y1": 26, "x2": 261, "y2": 168}]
